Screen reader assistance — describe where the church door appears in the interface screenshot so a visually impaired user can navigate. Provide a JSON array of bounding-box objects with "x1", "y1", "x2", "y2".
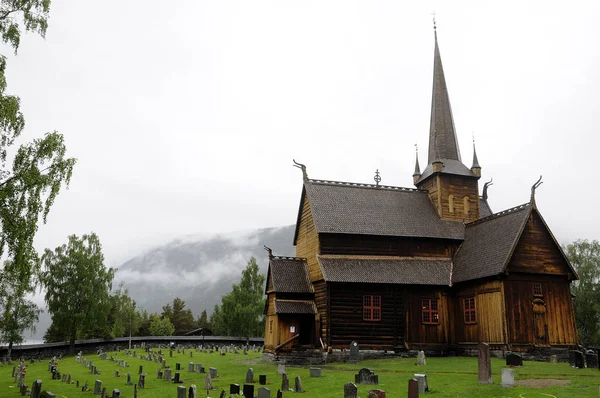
[{"x1": 532, "y1": 299, "x2": 548, "y2": 346}]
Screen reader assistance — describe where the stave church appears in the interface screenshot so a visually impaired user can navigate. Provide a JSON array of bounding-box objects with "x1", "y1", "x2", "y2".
[{"x1": 262, "y1": 26, "x2": 579, "y2": 355}]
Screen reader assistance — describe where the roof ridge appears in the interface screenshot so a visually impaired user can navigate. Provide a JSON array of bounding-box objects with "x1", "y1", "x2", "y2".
[
  {"x1": 272, "y1": 256, "x2": 306, "y2": 261},
  {"x1": 308, "y1": 178, "x2": 424, "y2": 192},
  {"x1": 467, "y1": 203, "x2": 530, "y2": 227}
]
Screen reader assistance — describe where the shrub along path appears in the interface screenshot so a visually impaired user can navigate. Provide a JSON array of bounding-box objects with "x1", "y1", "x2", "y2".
[{"x1": 1, "y1": 349, "x2": 599, "y2": 397}]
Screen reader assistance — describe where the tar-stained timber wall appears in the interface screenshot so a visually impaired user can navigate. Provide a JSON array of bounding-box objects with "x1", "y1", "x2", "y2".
[
  {"x1": 454, "y1": 279, "x2": 507, "y2": 346},
  {"x1": 504, "y1": 275, "x2": 578, "y2": 348},
  {"x1": 295, "y1": 196, "x2": 323, "y2": 281},
  {"x1": 314, "y1": 280, "x2": 328, "y2": 347},
  {"x1": 405, "y1": 287, "x2": 452, "y2": 349},
  {"x1": 417, "y1": 175, "x2": 480, "y2": 223},
  {"x1": 319, "y1": 234, "x2": 457, "y2": 257},
  {"x1": 328, "y1": 283, "x2": 404, "y2": 350}
]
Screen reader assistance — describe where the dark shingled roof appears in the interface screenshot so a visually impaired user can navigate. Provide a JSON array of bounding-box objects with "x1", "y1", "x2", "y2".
[
  {"x1": 303, "y1": 180, "x2": 464, "y2": 240},
  {"x1": 453, "y1": 204, "x2": 531, "y2": 283},
  {"x1": 318, "y1": 256, "x2": 453, "y2": 285},
  {"x1": 479, "y1": 197, "x2": 493, "y2": 218},
  {"x1": 416, "y1": 159, "x2": 478, "y2": 183},
  {"x1": 269, "y1": 257, "x2": 313, "y2": 294},
  {"x1": 275, "y1": 299, "x2": 317, "y2": 314}
]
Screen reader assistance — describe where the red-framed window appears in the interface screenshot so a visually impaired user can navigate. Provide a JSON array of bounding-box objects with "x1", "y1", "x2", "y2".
[
  {"x1": 463, "y1": 297, "x2": 477, "y2": 324},
  {"x1": 422, "y1": 298, "x2": 439, "y2": 324},
  {"x1": 363, "y1": 295, "x2": 381, "y2": 321},
  {"x1": 533, "y1": 283, "x2": 543, "y2": 297}
]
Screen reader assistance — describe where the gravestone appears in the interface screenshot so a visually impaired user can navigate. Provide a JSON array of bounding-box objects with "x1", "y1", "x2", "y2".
[
  {"x1": 243, "y1": 384, "x2": 255, "y2": 398},
  {"x1": 281, "y1": 373, "x2": 289, "y2": 391},
  {"x1": 368, "y1": 389, "x2": 386, "y2": 398},
  {"x1": 550, "y1": 355, "x2": 558, "y2": 365},
  {"x1": 139, "y1": 365, "x2": 143, "y2": 374},
  {"x1": 62, "y1": 374, "x2": 67, "y2": 382},
  {"x1": 195, "y1": 363, "x2": 203, "y2": 373},
  {"x1": 219, "y1": 390, "x2": 227, "y2": 398},
  {"x1": 188, "y1": 362, "x2": 194, "y2": 372},
  {"x1": 189, "y1": 384, "x2": 197, "y2": 398},
  {"x1": 230, "y1": 384, "x2": 240, "y2": 395},
  {"x1": 176, "y1": 363, "x2": 181, "y2": 371},
  {"x1": 209, "y1": 367, "x2": 218, "y2": 378},
  {"x1": 501, "y1": 368, "x2": 514, "y2": 388},
  {"x1": 344, "y1": 382, "x2": 358, "y2": 398},
  {"x1": 126, "y1": 372, "x2": 133, "y2": 385},
  {"x1": 478, "y1": 343, "x2": 492, "y2": 384},
  {"x1": 173, "y1": 372, "x2": 181, "y2": 383},
  {"x1": 586, "y1": 350, "x2": 598, "y2": 369},
  {"x1": 11, "y1": 366, "x2": 15, "y2": 377},
  {"x1": 112, "y1": 389, "x2": 120, "y2": 398},
  {"x1": 30, "y1": 380, "x2": 42, "y2": 398},
  {"x1": 276, "y1": 390, "x2": 283, "y2": 398},
  {"x1": 177, "y1": 385, "x2": 186, "y2": 398},
  {"x1": 506, "y1": 353, "x2": 523, "y2": 367},
  {"x1": 204, "y1": 372, "x2": 212, "y2": 390},
  {"x1": 162, "y1": 359, "x2": 167, "y2": 368},
  {"x1": 309, "y1": 367, "x2": 322, "y2": 377},
  {"x1": 157, "y1": 369, "x2": 163, "y2": 379},
  {"x1": 258, "y1": 387, "x2": 271, "y2": 398},
  {"x1": 259, "y1": 375, "x2": 267, "y2": 385},
  {"x1": 115, "y1": 370, "x2": 120, "y2": 378},
  {"x1": 101, "y1": 387, "x2": 107, "y2": 397},
  {"x1": 138, "y1": 373, "x2": 145, "y2": 389},
  {"x1": 408, "y1": 379, "x2": 419, "y2": 398},
  {"x1": 355, "y1": 368, "x2": 378, "y2": 385},
  {"x1": 294, "y1": 376, "x2": 303, "y2": 393},
  {"x1": 569, "y1": 350, "x2": 585, "y2": 368},
  {"x1": 349, "y1": 341, "x2": 360, "y2": 362},
  {"x1": 277, "y1": 364, "x2": 286, "y2": 375},
  {"x1": 417, "y1": 351, "x2": 426, "y2": 366},
  {"x1": 164, "y1": 368, "x2": 172, "y2": 381},
  {"x1": 67, "y1": 373, "x2": 72, "y2": 384},
  {"x1": 94, "y1": 380, "x2": 102, "y2": 394},
  {"x1": 413, "y1": 374, "x2": 429, "y2": 393},
  {"x1": 246, "y1": 368, "x2": 254, "y2": 383}
]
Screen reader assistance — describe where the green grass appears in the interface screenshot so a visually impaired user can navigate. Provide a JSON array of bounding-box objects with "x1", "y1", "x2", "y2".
[{"x1": 1, "y1": 349, "x2": 599, "y2": 397}]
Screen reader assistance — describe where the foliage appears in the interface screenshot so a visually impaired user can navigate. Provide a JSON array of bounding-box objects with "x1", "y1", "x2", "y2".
[
  {"x1": 160, "y1": 297, "x2": 195, "y2": 335},
  {"x1": 565, "y1": 239, "x2": 600, "y2": 346},
  {"x1": 42, "y1": 320, "x2": 64, "y2": 343},
  {"x1": 108, "y1": 283, "x2": 140, "y2": 338},
  {"x1": 210, "y1": 257, "x2": 265, "y2": 337},
  {"x1": 196, "y1": 309, "x2": 210, "y2": 330},
  {"x1": 40, "y1": 233, "x2": 114, "y2": 352},
  {"x1": 149, "y1": 315, "x2": 175, "y2": 336},
  {"x1": 0, "y1": 0, "x2": 52, "y2": 55}
]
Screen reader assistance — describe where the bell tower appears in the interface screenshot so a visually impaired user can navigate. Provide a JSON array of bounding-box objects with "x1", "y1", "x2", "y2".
[{"x1": 414, "y1": 23, "x2": 481, "y2": 223}]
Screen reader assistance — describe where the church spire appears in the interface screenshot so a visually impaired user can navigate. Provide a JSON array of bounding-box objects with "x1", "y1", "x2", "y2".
[
  {"x1": 471, "y1": 138, "x2": 481, "y2": 177},
  {"x1": 427, "y1": 24, "x2": 461, "y2": 164},
  {"x1": 413, "y1": 144, "x2": 421, "y2": 184}
]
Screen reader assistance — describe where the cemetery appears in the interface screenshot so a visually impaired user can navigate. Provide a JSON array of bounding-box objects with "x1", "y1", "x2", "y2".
[{"x1": 1, "y1": 343, "x2": 600, "y2": 397}]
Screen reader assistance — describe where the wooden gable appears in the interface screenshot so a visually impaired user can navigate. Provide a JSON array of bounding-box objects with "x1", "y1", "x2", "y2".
[
  {"x1": 506, "y1": 209, "x2": 574, "y2": 278},
  {"x1": 294, "y1": 189, "x2": 323, "y2": 282}
]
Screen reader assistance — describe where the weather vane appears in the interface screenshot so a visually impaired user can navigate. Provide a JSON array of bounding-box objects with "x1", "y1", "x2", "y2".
[{"x1": 374, "y1": 169, "x2": 381, "y2": 187}]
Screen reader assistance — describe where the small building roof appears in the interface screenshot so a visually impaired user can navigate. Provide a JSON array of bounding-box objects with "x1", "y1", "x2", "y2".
[
  {"x1": 274, "y1": 299, "x2": 317, "y2": 314},
  {"x1": 479, "y1": 197, "x2": 493, "y2": 218},
  {"x1": 267, "y1": 256, "x2": 313, "y2": 294},
  {"x1": 318, "y1": 255, "x2": 453, "y2": 285}
]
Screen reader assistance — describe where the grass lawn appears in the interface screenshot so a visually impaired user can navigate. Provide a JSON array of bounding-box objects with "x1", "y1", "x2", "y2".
[{"x1": 1, "y1": 349, "x2": 599, "y2": 397}]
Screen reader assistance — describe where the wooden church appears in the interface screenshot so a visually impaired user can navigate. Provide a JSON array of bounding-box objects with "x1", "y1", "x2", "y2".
[{"x1": 263, "y1": 28, "x2": 579, "y2": 354}]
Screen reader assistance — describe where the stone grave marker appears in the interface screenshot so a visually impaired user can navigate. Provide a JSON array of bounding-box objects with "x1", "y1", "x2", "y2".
[
  {"x1": 230, "y1": 383, "x2": 240, "y2": 395},
  {"x1": 209, "y1": 367, "x2": 218, "y2": 378},
  {"x1": 277, "y1": 364, "x2": 285, "y2": 375},
  {"x1": 408, "y1": 379, "x2": 419, "y2": 398},
  {"x1": 62, "y1": 374, "x2": 67, "y2": 382},
  {"x1": 30, "y1": 380, "x2": 42, "y2": 398},
  {"x1": 586, "y1": 350, "x2": 598, "y2": 369},
  {"x1": 281, "y1": 373, "x2": 289, "y2": 391},
  {"x1": 243, "y1": 384, "x2": 255, "y2": 398},
  {"x1": 176, "y1": 363, "x2": 181, "y2": 371},
  {"x1": 11, "y1": 366, "x2": 15, "y2": 377},
  {"x1": 276, "y1": 390, "x2": 283, "y2": 398},
  {"x1": 344, "y1": 382, "x2": 358, "y2": 398},
  {"x1": 139, "y1": 365, "x2": 143, "y2": 374},
  {"x1": 94, "y1": 380, "x2": 102, "y2": 394},
  {"x1": 309, "y1": 367, "x2": 322, "y2": 377},
  {"x1": 259, "y1": 374, "x2": 267, "y2": 385},
  {"x1": 258, "y1": 387, "x2": 271, "y2": 398},
  {"x1": 173, "y1": 372, "x2": 181, "y2": 383},
  {"x1": 246, "y1": 367, "x2": 254, "y2": 383},
  {"x1": 506, "y1": 353, "x2": 523, "y2": 367},
  {"x1": 195, "y1": 363, "x2": 203, "y2": 373},
  {"x1": 550, "y1": 355, "x2": 558, "y2": 364},
  {"x1": 349, "y1": 341, "x2": 360, "y2": 362},
  {"x1": 188, "y1": 362, "x2": 194, "y2": 372},
  {"x1": 219, "y1": 390, "x2": 227, "y2": 398},
  {"x1": 177, "y1": 385, "x2": 186, "y2": 398},
  {"x1": 115, "y1": 370, "x2": 120, "y2": 378},
  {"x1": 478, "y1": 342, "x2": 492, "y2": 384},
  {"x1": 112, "y1": 389, "x2": 120, "y2": 398},
  {"x1": 294, "y1": 376, "x2": 303, "y2": 393},
  {"x1": 355, "y1": 368, "x2": 378, "y2": 385},
  {"x1": 569, "y1": 350, "x2": 585, "y2": 368},
  {"x1": 164, "y1": 368, "x2": 172, "y2": 381},
  {"x1": 368, "y1": 389, "x2": 386, "y2": 398},
  {"x1": 204, "y1": 372, "x2": 213, "y2": 390},
  {"x1": 101, "y1": 386, "x2": 107, "y2": 397},
  {"x1": 417, "y1": 351, "x2": 426, "y2": 366},
  {"x1": 138, "y1": 373, "x2": 146, "y2": 389},
  {"x1": 501, "y1": 368, "x2": 514, "y2": 387},
  {"x1": 413, "y1": 374, "x2": 429, "y2": 393},
  {"x1": 157, "y1": 369, "x2": 163, "y2": 379},
  {"x1": 162, "y1": 359, "x2": 167, "y2": 368},
  {"x1": 189, "y1": 384, "x2": 197, "y2": 398},
  {"x1": 126, "y1": 372, "x2": 133, "y2": 385}
]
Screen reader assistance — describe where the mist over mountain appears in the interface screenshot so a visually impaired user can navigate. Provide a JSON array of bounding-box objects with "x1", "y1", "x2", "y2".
[{"x1": 113, "y1": 225, "x2": 295, "y2": 317}]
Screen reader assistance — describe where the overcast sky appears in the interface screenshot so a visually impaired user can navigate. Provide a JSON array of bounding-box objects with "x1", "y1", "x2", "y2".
[{"x1": 5, "y1": 0, "x2": 600, "y2": 267}]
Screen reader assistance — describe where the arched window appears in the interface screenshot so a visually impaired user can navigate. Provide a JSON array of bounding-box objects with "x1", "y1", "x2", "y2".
[
  {"x1": 463, "y1": 196, "x2": 470, "y2": 215},
  {"x1": 448, "y1": 195, "x2": 455, "y2": 213}
]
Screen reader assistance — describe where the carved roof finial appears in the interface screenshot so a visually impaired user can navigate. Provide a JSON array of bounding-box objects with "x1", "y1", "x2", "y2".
[
  {"x1": 482, "y1": 178, "x2": 493, "y2": 201},
  {"x1": 374, "y1": 169, "x2": 381, "y2": 187},
  {"x1": 530, "y1": 175, "x2": 543, "y2": 204},
  {"x1": 292, "y1": 159, "x2": 308, "y2": 181},
  {"x1": 263, "y1": 245, "x2": 274, "y2": 260}
]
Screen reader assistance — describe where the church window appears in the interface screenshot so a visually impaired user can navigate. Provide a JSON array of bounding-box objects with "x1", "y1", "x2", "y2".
[
  {"x1": 448, "y1": 195, "x2": 455, "y2": 213},
  {"x1": 422, "y1": 298, "x2": 439, "y2": 324},
  {"x1": 363, "y1": 295, "x2": 381, "y2": 321},
  {"x1": 463, "y1": 196, "x2": 470, "y2": 215},
  {"x1": 463, "y1": 297, "x2": 477, "y2": 324},
  {"x1": 533, "y1": 283, "x2": 543, "y2": 297}
]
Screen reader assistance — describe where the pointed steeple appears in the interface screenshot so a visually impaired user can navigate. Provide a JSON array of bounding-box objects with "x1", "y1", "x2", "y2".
[
  {"x1": 413, "y1": 144, "x2": 421, "y2": 184},
  {"x1": 471, "y1": 140, "x2": 481, "y2": 177},
  {"x1": 427, "y1": 26, "x2": 461, "y2": 164}
]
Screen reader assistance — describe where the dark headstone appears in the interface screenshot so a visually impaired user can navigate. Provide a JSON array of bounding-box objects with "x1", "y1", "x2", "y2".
[
  {"x1": 344, "y1": 382, "x2": 358, "y2": 398},
  {"x1": 243, "y1": 384, "x2": 255, "y2": 398},
  {"x1": 176, "y1": 363, "x2": 181, "y2": 371},
  {"x1": 585, "y1": 350, "x2": 598, "y2": 369},
  {"x1": 219, "y1": 390, "x2": 227, "y2": 398},
  {"x1": 355, "y1": 368, "x2": 378, "y2": 385},
  {"x1": 569, "y1": 350, "x2": 585, "y2": 368},
  {"x1": 277, "y1": 390, "x2": 283, "y2": 398},
  {"x1": 177, "y1": 385, "x2": 186, "y2": 398},
  {"x1": 138, "y1": 365, "x2": 143, "y2": 374},
  {"x1": 349, "y1": 341, "x2": 360, "y2": 362},
  {"x1": 174, "y1": 372, "x2": 181, "y2": 383},
  {"x1": 138, "y1": 373, "x2": 145, "y2": 389},
  {"x1": 94, "y1": 380, "x2": 102, "y2": 394},
  {"x1": 294, "y1": 376, "x2": 303, "y2": 393},
  {"x1": 506, "y1": 353, "x2": 523, "y2": 367},
  {"x1": 281, "y1": 373, "x2": 289, "y2": 391},
  {"x1": 230, "y1": 383, "x2": 240, "y2": 394},
  {"x1": 188, "y1": 384, "x2": 197, "y2": 398},
  {"x1": 259, "y1": 374, "x2": 267, "y2": 385},
  {"x1": 246, "y1": 368, "x2": 254, "y2": 383},
  {"x1": 30, "y1": 380, "x2": 42, "y2": 398},
  {"x1": 478, "y1": 343, "x2": 492, "y2": 384},
  {"x1": 309, "y1": 367, "x2": 322, "y2": 377},
  {"x1": 112, "y1": 389, "x2": 120, "y2": 398},
  {"x1": 408, "y1": 379, "x2": 419, "y2": 398}
]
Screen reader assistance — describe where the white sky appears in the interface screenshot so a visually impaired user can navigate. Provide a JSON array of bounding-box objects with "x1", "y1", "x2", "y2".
[{"x1": 4, "y1": 0, "x2": 600, "y2": 267}]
